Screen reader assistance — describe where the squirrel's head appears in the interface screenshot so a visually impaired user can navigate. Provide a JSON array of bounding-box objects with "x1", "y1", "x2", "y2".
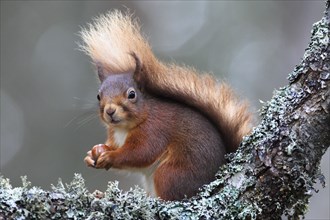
[{"x1": 97, "y1": 73, "x2": 146, "y2": 129}]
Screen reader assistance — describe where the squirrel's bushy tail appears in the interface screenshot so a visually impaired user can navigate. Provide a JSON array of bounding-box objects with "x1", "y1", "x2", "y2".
[
  {"x1": 80, "y1": 11, "x2": 252, "y2": 153},
  {"x1": 79, "y1": 10, "x2": 157, "y2": 75}
]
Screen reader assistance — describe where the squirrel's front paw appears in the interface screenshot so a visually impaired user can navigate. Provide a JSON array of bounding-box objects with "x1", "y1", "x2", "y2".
[
  {"x1": 84, "y1": 152, "x2": 95, "y2": 167},
  {"x1": 84, "y1": 144, "x2": 114, "y2": 168},
  {"x1": 95, "y1": 151, "x2": 114, "y2": 170}
]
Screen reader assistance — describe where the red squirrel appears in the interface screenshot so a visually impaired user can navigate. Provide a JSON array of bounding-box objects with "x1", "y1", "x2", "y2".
[{"x1": 81, "y1": 11, "x2": 252, "y2": 201}]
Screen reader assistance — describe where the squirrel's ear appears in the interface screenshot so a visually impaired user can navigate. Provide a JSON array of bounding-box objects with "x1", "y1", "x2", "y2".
[
  {"x1": 96, "y1": 62, "x2": 106, "y2": 82},
  {"x1": 130, "y1": 52, "x2": 145, "y2": 92},
  {"x1": 130, "y1": 52, "x2": 143, "y2": 75}
]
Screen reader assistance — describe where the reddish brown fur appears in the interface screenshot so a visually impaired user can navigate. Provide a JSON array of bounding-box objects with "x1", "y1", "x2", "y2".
[
  {"x1": 81, "y1": 11, "x2": 253, "y2": 200},
  {"x1": 133, "y1": 56, "x2": 252, "y2": 153},
  {"x1": 84, "y1": 73, "x2": 225, "y2": 200}
]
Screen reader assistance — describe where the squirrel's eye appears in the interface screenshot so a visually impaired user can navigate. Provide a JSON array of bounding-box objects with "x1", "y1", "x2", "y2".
[
  {"x1": 97, "y1": 94, "x2": 101, "y2": 101},
  {"x1": 127, "y1": 88, "x2": 136, "y2": 100}
]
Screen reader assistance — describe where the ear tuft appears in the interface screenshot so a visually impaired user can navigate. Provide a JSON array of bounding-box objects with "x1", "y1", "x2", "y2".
[
  {"x1": 96, "y1": 62, "x2": 106, "y2": 82},
  {"x1": 131, "y1": 52, "x2": 142, "y2": 74}
]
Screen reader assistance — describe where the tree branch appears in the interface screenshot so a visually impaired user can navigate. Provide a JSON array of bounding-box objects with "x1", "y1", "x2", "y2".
[{"x1": 1, "y1": 2, "x2": 329, "y2": 220}]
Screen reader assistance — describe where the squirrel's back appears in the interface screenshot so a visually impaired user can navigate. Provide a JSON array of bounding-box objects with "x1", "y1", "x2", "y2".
[{"x1": 80, "y1": 10, "x2": 252, "y2": 153}]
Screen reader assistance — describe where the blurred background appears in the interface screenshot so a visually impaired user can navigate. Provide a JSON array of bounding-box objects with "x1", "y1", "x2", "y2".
[{"x1": 1, "y1": 1, "x2": 328, "y2": 218}]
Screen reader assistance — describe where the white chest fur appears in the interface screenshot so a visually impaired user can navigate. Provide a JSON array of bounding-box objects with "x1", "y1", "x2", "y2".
[{"x1": 113, "y1": 128, "x2": 128, "y2": 147}]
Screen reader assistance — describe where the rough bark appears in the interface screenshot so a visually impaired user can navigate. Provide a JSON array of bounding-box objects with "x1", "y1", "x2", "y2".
[{"x1": 0, "y1": 2, "x2": 329, "y2": 220}]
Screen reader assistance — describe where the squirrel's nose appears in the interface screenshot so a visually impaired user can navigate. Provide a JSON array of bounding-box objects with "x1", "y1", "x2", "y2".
[{"x1": 106, "y1": 108, "x2": 116, "y2": 117}]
